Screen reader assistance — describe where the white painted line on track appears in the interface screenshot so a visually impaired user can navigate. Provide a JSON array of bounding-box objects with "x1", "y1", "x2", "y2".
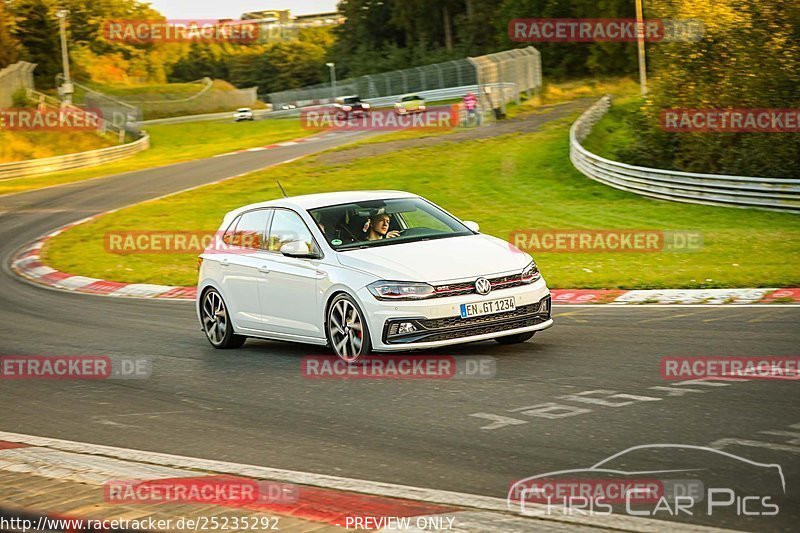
[{"x1": 0, "y1": 431, "x2": 736, "y2": 533}]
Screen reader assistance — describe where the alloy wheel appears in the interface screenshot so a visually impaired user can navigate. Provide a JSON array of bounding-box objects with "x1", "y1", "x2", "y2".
[
  {"x1": 202, "y1": 290, "x2": 228, "y2": 346},
  {"x1": 328, "y1": 298, "x2": 364, "y2": 362}
]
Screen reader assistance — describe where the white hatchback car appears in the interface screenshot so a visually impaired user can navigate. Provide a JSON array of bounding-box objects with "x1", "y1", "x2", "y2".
[
  {"x1": 197, "y1": 191, "x2": 552, "y2": 361},
  {"x1": 233, "y1": 108, "x2": 254, "y2": 121}
]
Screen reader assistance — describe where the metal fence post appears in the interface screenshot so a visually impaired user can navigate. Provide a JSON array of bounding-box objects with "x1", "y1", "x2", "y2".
[
  {"x1": 436, "y1": 63, "x2": 444, "y2": 89},
  {"x1": 264, "y1": 48, "x2": 541, "y2": 125}
]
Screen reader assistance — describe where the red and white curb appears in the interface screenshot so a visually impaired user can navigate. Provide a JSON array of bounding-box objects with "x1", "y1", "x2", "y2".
[
  {"x1": 0, "y1": 432, "x2": 734, "y2": 532},
  {"x1": 11, "y1": 237, "x2": 800, "y2": 304},
  {"x1": 12, "y1": 223, "x2": 196, "y2": 300}
]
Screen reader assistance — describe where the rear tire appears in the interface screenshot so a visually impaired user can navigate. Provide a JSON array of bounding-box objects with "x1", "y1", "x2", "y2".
[
  {"x1": 201, "y1": 288, "x2": 247, "y2": 349},
  {"x1": 494, "y1": 332, "x2": 534, "y2": 345},
  {"x1": 326, "y1": 294, "x2": 371, "y2": 362}
]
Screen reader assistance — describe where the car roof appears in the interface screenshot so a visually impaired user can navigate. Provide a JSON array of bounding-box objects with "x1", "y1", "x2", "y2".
[{"x1": 223, "y1": 190, "x2": 419, "y2": 223}]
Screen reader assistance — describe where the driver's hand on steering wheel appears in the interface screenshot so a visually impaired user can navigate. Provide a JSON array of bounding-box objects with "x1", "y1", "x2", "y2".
[{"x1": 385, "y1": 230, "x2": 401, "y2": 239}]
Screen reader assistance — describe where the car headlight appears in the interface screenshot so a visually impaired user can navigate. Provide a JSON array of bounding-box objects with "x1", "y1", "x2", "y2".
[
  {"x1": 367, "y1": 281, "x2": 435, "y2": 300},
  {"x1": 521, "y1": 261, "x2": 540, "y2": 283},
  {"x1": 362, "y1": 102, "x2": 370, "y2": 109},
  {"x1": 342, "y1": 105, "x2": 352, "y2": 111}
]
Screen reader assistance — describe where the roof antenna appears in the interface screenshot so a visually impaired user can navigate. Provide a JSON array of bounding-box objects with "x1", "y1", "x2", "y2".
[{"x1": 276, "y1": 181, "x2": 288, "y2": 198}]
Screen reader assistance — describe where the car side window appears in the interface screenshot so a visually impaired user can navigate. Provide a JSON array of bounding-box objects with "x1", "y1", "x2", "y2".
[
  {"x1": 230, "y1": 209, "x2": 270, "y2": 249},
  {"x1": 268, "y1": 210, "x2": 316, "y2": 254},
  {"x1": 221, "y1": 216, "x2": 240, "y2": 245}
]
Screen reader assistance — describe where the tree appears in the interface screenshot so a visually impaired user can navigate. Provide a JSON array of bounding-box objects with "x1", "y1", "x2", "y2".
[
  {"x1": 0, "y1": 1, "x2": 21, "y2": 68},
  {"x1": 169, "y1": 43, "x2": 229, "y2": 82},
  {"x1": 622, "y1": 0, "x2": 800, "y2": 177},
  {"x1": 9, "y1": 0, "x2": 61, "y2": 87}
]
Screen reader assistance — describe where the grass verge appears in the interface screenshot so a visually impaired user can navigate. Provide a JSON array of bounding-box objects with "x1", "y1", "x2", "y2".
[
  {"x1": 580, "y1": 96, "x2": 642, "y2": 159},
  {"x1": 43, "y1": 112, "x2": 799, "y2": 289},
  {"x1": 0, "y1": 118, "x2": 307, "y2": 196},
  {"x1": 0, "y1": 130, "x2": 115, "y2": 163}
]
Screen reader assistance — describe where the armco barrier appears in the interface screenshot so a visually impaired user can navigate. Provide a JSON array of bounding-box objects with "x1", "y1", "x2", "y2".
[
  {"x1": 0, "y1": 133, "x2": 149, "y2": 181},
  {"x1": 570, "y1": 96, "x2": 800, "y2": 212}
]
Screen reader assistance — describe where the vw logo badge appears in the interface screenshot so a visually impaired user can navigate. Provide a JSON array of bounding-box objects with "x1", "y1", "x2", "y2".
[{"x1": 475, "y1": 277, "x2": 492, "y2": 295}]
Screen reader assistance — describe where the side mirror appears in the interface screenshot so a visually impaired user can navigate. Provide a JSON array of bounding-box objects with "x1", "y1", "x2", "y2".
[
  {"x1": 280, "y1": 240, "x2": 320, "y2": 259},
  {"x1": 463, "y1": 220, "x2": 480, "y2": 233}
]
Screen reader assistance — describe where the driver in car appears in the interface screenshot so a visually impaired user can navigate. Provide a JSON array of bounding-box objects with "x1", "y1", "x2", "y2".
[{"x1": 364, "y1": 214, "x2": 401, "y2": 241}]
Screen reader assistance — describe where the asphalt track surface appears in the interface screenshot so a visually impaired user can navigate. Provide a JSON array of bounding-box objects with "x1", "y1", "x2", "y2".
[{"x1": 1, "y1": 130, "x2": 799, "y2": 532}]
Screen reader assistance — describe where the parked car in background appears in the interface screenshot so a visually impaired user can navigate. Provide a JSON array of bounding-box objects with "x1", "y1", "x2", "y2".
[
  {"x1": 233, "y1": 108, "x2": 254, "y2": 121},
  {"x1": 333, "y1": 96, "x2": 370, "y2": 119},
  {"x1": 395, "y1": 94, "x2": 426, "y2": 114}
]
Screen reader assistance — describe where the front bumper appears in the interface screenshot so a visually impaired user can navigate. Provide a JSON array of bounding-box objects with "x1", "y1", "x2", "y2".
[{"x1": 357, "y1": 277, "x2": 552, "y2": 352}]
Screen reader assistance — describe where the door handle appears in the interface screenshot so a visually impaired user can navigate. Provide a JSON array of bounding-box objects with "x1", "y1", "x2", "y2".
[
  {"x1": 258, "y1": 265, "x2": 270, "y2": 274},
  {"x1": 220, "y1": 259, "x2": 230, "y2": 267}
]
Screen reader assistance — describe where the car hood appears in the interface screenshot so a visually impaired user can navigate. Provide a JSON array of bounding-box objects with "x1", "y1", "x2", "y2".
[{"x1": 335, "y1": 234, "x2": 531, "y2": 283}]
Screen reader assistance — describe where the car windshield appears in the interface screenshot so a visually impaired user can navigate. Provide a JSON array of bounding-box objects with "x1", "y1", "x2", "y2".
[
  {"x1": 308, "y1": 197, "x2": 473, "y2": 250},
  {"x1": 342, "y1": 97, "x2": 361, "y2": 104}
]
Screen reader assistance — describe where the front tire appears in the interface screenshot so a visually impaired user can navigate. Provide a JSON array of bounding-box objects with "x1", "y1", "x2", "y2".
[
  {"x1": 201, "y1": 288, "x2": 246, "y2": 349},
  {"x1": 494, "y1": 331, "x2": 534, "y2": 345},
  {"x1": 326, "y1": 294, "x2": 371, "y2": 362}
]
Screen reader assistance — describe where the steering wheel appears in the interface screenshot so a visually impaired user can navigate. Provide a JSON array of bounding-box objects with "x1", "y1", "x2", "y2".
[{"x1": 396, "y1": 227, "x2": 431, "y2": 237}]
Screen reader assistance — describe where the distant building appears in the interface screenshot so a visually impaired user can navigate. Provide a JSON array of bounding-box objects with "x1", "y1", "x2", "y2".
[
  {"x1": 294, "y1": 12, "x2": 344, "y2": 27},
  {"x1": 241, "y1": 9, "x2": 291, "y2": 25},
  {"x1": 241, "y1": 9, "x2": 344, "y2": 43}
]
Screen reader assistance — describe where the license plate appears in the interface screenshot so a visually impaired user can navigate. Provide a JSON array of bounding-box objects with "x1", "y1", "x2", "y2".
[{"x1": 460, "y1": 297, "x2": 516, "y2": 318}]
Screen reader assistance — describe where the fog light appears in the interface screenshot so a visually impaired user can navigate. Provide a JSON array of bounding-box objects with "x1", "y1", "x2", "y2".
[{"x1": 398, "y1": 322, "x2": 417, "y2": 334}]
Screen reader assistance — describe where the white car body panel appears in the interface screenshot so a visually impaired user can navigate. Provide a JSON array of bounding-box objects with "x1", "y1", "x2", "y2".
[{"x1": 336, "y1": 234, "x2": 528, "y2": 283}]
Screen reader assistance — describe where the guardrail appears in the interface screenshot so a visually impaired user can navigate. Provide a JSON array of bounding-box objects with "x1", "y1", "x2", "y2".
[
  {"x1": 569, "y1": 96, "x2": 800, "y2": 212},
  {"x1": 27, "y1": 88, "x2": 130, "y2": 142},
  {"x1": 0, "y1": 133, "x2": 150, "y2": 181}
]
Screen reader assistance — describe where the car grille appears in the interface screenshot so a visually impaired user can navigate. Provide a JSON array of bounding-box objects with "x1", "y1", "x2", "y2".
[
  {"x1": 383, "y1": 296, "x2": 551, "y2": 344},
  {"x1": 420, "y1": 316, "x2": 549, "y2": 343},
  {"x1": 432, "y1": 273, "x2": 527, "y2": 298}
]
